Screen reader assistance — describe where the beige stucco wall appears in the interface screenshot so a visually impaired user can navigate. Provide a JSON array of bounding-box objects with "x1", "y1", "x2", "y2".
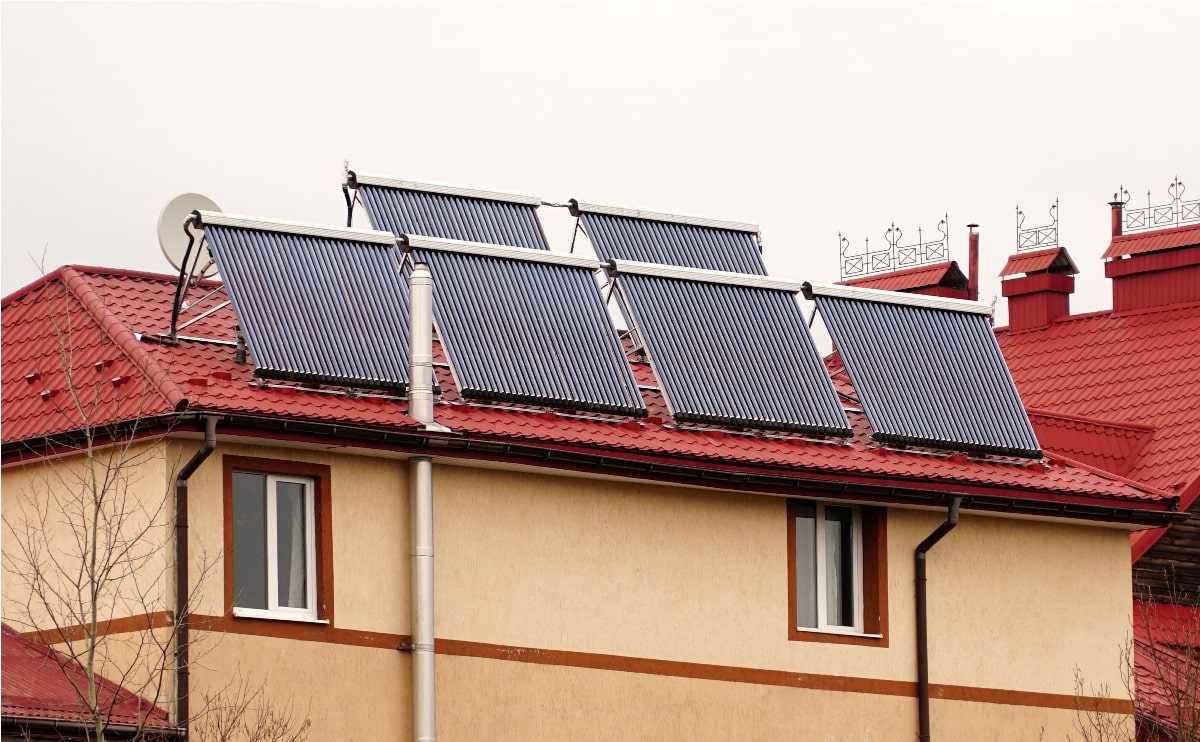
[
  {"x1": 434, "y1": 462, "x2": 1133, "y2": 698},
  {"x1": 439, "y1": 652, "x2": 1130, "y2": 742},
  {"x1": 2, "y1": 441, "x2": 173, "y2": 629},
  {"x1": 180, "y1": 440, "x2": 411, "y2": 636},
  {"x1": 3, "y1": 440, "x2": 1135, "y2": 739},
  {"x1": 189, "y1": 630, "x2": 408, "y2": 741}
]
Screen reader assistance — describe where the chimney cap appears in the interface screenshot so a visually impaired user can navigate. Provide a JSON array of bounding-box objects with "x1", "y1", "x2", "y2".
[{"x1": 999, "y1": 246, "x2": 1079, "y2": 278}]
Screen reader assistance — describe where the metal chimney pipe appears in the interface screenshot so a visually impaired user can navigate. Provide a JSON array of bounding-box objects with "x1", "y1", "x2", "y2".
[
  {"x1": 966, "y1": 225, "x2": 980, "y2": 302},
  {"x1": 1108, "y1": 199, "x2": 1124, "y2": 238},
  {"x1": 408, "y1": 262, "x2": 436, "y2": 742},
  {"x1": 409, "y1": 264, "x2": 435, "y2": 426}
]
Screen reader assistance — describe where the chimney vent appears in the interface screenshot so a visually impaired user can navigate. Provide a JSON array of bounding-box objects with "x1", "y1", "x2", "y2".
[{"x1": 999, "y1": 247, "x2": 1078, "y2": 331}]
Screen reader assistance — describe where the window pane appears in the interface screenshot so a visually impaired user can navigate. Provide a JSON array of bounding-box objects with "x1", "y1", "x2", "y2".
[
  {"x1": 232, "y1": 472, "x2": 268, "y2": 610},
  {"x1": 825, "y1": 506, "x2": 855, "y2": 626},
  {"x1": 275, "y1": 481, "x2": 308, "y2": 609},
  {"x1": 794, "y1": 503, "x2": 817, "y2": 628}
]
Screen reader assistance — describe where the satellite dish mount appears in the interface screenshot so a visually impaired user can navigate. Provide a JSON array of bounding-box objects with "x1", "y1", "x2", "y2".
[{"x1": 157, "y1": 193, "x2": 221, "y2": 341}]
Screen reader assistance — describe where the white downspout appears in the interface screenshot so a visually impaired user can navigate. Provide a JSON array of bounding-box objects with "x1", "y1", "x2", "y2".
[{"x1": 409, "y1": 263, "x2": 436, "y2": 742}]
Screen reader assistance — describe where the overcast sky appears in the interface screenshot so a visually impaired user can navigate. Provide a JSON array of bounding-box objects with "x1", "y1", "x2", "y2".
[{"x1": 3, "y1": 2, "x2": 1197, "y2": 330}]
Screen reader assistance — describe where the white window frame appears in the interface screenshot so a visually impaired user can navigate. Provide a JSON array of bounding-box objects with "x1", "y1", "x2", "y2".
[
  {"x1": 797, "y1": 502, "x2": 865, "y2": 635},
  {"x1": 232, "y1": 473, "x2": 322, "y2": 623}
]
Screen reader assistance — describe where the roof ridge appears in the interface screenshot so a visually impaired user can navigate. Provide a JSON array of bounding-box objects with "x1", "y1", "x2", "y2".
[
  {"x1": 58, "y1": 267, "x2": 190, "y2": 413},
  {"x1": 1044, "y1": 451, "x2": 1176, "y2": 505},
  {"x1": 1026, "y1": 407, "x2": 1157, "y2": 434}
]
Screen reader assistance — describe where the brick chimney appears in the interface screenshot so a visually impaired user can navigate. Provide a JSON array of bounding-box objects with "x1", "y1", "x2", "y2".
[
  {"x1": 1103, "y1": 199, "x2": 1200, "y2": 312},
  {"x1": 999, "y1": 247, "x2": 1078, "y2": 331}
]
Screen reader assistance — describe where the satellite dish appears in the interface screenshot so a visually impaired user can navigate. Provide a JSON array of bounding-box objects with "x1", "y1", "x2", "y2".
[{"x1": 158, "y1": 193, "x2": 220, "y2": 277}]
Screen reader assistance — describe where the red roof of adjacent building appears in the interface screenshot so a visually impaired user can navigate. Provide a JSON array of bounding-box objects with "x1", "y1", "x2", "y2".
[
  {"x1": 1, "y1": 624, "x2": 174, "y2": 730},
  {"x1": 997, "y1": 301, "x2": 1200, "y2": 503},
  {"x1": 1132, "y1": 602, "x2": 1200, "y2": 737},
  {"x1": 999, "y1": 246, "x2": 1079, "y2": 277},
  {"x1": 1, "y1": 265, "x2": 1176, "y2": 517},
  {"x1": 1103, "y1": 222, "x2": 1200, "y2": 259},
  {"x1": 838, "y1": 261, "x2": 966, "y2": 292}
]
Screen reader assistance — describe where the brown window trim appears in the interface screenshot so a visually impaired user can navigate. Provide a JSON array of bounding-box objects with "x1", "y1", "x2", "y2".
[
  {"x1": 222, "y1": 455, "x2": 334, "y2": 629},
  {"x1": 787, "y1": 499, "x2": 888, "y2": 647}
]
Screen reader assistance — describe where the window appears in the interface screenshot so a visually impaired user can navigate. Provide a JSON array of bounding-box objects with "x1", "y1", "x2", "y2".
[
  {"x1": 788, "y1": 499, "x2": 887, "y2": 646},
  {"x1": 223, "y1": 456, "x2": 333, "y2": 625}
]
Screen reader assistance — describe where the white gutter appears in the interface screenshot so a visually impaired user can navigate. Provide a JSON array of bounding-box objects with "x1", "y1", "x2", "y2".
[
  {"x1": 408, "y1": 263, "x2": 436, "y2": 742},
  {"x1": 802, "y1": 281, "x2": 995, "y2": 316}
]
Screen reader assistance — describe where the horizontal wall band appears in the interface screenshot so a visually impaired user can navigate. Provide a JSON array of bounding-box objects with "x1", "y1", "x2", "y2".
[
  {"x1": 23, "y1": 610, "x2": 175, "y2": 645},
  {"x1": 436, "y1": 638, "x2": 1131, "y2": 713},
  {"x1": 191, "y1": 614, "x2": 404, "y2": 650},
  {"x1": 34, "y1": 613, "x2": 1133, "y2": 714}
]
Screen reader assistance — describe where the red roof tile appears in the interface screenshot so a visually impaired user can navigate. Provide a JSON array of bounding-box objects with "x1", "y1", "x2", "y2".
[
  {"x1": 1133, "y1": 602, "x2": 1200, "y2": 735},
  {"x1": 999, "y1": 247, "x2": 1079, "y2": 277},
  {"x1": 1103, "y1": 223, "x2": 1200, "y2": 259},
  {"x1": 1, "y1": 266, "x2": 1174, "y2": 516},
  {"x1": 997, "y1": 302, "x2": 1200, "y2": 501},
  {"x1": 1, "y1": 624, "x2": 174, "y2": 729},
  {"x1": 838, "y1": 261, "x2": 965, "y2": 292},
  {"x1": 1026, "y1": 409, "x2": 1154, "y2": 477}
]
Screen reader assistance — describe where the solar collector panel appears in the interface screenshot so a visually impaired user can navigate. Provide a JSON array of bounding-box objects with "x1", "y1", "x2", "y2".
[
  {"x1": 409, "y1": 244, "x2": 645, "y2": 416},
  {"x1": 812, "y1": 290, "x2": 1040, "y2": 457},
  {"x1": 358, "y1": 182, "x2": 549, "y2": 250},
  {"x1": 577, "y1": 209, "x2": 767, "y2": 275},
  {"x1": 615, "y1": 271, "x2": 850, "y2": 435},
  {"x1": 203, "y1": 222, "x2": 412, "y2": 391}
]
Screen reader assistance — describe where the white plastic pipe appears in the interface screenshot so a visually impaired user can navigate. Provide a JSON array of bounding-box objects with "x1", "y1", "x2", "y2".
[
  {"x1": 409, "y1": 263, "x2": 436, "y2": 742},
  {"x1": 411, "y1": 456, "x2": 435, "y2": 742}
]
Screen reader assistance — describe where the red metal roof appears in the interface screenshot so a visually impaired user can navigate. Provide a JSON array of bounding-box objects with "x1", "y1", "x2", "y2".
[
  {"x1": 1, "y1": 624, "x2": 174, "y2": 729},
  {"x1": 1026, "y1": 410, "x2": 1154, "y2": 477},
  {"x1": 997, "y1": 301, "x2": 1200, "y2": 503},
  {"x1": 837, "y1": 261, "x2": 965, "y2": 292},
  {"x1": 1103, "y1": 223, "x2": 1200, "y2": 259},
  {"x1": 1133, "y1": 602, "x2": 1200, "y2": 736},
  {"x1": 1, "y1": 266, "x2": 1174, "y2": 515},
  {"x1": 999, "y1": 247, "x2": 1079, "y2": 277}
]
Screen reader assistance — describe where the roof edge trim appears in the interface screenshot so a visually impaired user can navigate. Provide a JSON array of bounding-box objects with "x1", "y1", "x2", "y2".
[
  {"x1": 354, "y1": 173, "x2": 542, "y2": 206},
  {"x1": 610, "y1": 259, "x2": 804, "y2": 292},
  {"x1": 196, "y1": 211, "x2": 397, "y2": 246},
  {"x1": 804, "y1": 282, "x2": 994, "y2": 316},
  {"x1": 402, "y1": 235, "x2": 600, "y2": 269},
  {"x1": 571, "y1": 199, "x2": 759, "y2": 234},
  {"x1": 59, "y1": 267, "x2": 190, "y2": 411}
]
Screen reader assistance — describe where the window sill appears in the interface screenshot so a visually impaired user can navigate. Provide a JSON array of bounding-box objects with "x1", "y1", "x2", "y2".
[
  {"x1": 789, "y1": 626, "x2": 888, "y2": 647},
  {"x1": 232, "y1": 607, "x2": 329, "y2": 625},
  {"x1": 796, "y1": 627, "x2": 882, "y2": 639}
]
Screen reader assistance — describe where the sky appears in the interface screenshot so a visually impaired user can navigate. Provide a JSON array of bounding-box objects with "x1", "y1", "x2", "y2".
[{"x1": 3, "y1": 2, "x2": 1197, "y2": 331}]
